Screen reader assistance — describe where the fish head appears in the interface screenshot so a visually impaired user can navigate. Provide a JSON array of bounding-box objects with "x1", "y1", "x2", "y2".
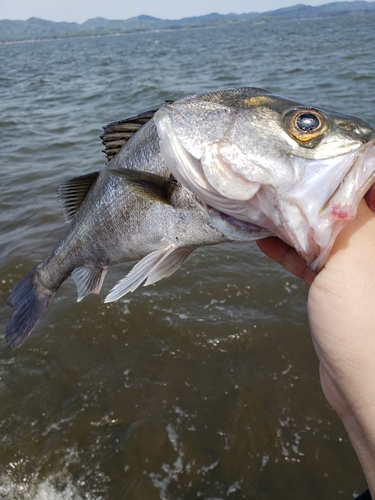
[{"x1": 154, "y1": 87, "x2": 375, "y2": 270}]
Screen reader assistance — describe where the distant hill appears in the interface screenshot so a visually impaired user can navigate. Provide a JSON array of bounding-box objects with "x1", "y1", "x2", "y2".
[
  {"x1": 1, "y1": 1, "x2": 374, "y2": 43},
  {"x1": 262, "y1": 0, "x2": 375, "y2": 17}
]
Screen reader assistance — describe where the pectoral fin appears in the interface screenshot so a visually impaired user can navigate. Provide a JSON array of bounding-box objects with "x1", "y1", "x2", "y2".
[{"x1": 109, "y1": 169, "x2": 178, "y2": 204}]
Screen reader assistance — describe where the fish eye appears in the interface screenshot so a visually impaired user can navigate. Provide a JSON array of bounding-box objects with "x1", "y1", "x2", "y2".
[
  {"x1": 284, "y1": 108, "x2": 328, "y2": 144},
  {"x1": 296, "y1": 113, "x2": 320, "y2": 131}
]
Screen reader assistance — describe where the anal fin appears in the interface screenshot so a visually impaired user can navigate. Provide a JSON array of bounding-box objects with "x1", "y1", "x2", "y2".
[{"x1": 72, "y1": 266, "x2": 108, "y2": 302}]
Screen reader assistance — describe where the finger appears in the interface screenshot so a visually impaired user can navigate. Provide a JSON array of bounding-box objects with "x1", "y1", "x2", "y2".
[
  {"x1": 256, "y1": 237, "x2": 316, "y2": 285},
  {"x1": 365, "y1": 183, "x2": 375, "y2": 213}
]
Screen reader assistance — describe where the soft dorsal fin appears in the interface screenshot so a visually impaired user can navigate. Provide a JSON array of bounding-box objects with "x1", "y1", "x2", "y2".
[
  {"x1": 100, "y1": 101, "x2": 174, "y2": 162},
  {"x1": 109, "y1": 168, "x2": 178, "y2": 204},
  {"x1": 57, "y1": 171, "x2": 100, "y2": 222}
]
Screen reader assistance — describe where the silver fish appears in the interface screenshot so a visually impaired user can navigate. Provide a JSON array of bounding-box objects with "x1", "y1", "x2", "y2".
[{"x1": 6, "y1": 87, "x2": 375, "y2": 348}]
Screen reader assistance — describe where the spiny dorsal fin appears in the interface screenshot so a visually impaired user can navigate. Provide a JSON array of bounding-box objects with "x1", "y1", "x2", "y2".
[
  {"x1": 101, "y1": 102, "x2": 174, "y2": 162},
  {"x1": 57, "y1": 171, "x2": 100, "y2": 222},
  {"x1": 109, "y1": 168, "x2": 178, "y2": 204},
  {"x1": 101, "y1": 108, "x2": 158, "y2": 162}
]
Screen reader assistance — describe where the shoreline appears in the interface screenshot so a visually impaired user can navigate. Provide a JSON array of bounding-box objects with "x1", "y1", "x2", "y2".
[{"x1": 0, "y1": 10, "x2": 373, "y2": 45}]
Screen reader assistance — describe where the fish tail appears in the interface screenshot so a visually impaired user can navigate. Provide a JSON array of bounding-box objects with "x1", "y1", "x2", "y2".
[{"x1": 6, "y1": 265, "x2": 56, "y2": 349}]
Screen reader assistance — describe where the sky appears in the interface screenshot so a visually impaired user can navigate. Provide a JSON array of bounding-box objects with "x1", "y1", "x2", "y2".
[{"x1": 1, "y1": 0, "x2": 341, "y2": 23}]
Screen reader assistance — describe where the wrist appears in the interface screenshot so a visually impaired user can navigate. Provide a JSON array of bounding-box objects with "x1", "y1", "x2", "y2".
[
  {"x1": 319, "y1": 365, "x2": 375, "y2": 494},
  {"x1": 341, "y1": 408, "x2": 375, "y2": 495}
]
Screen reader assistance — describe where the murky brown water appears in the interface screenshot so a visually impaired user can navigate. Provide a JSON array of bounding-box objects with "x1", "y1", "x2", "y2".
[{"x1": 1, "y1": 16, "x2": 375, "y2": 499}]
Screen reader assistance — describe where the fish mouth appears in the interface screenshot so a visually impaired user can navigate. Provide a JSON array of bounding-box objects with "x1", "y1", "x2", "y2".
[
  {"x1": 284, "y1": 138, "x2": 375, "y2": 270},
  {"x1": 155, "y1": 108, "x2": 375, "y2": 271},
  {"x1": 317, "y1": 139, "x2": 375, "y2": 267}
]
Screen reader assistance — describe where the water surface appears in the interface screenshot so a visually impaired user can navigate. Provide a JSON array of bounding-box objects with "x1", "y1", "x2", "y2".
[{"x1": 1, "y1": 16, "x2": 375, "y2": 499}]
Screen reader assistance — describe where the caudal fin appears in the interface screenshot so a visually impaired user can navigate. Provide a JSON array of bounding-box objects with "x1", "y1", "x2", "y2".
[{"x1": 6, "y1": 266, "x2": 55, "y2": 349}]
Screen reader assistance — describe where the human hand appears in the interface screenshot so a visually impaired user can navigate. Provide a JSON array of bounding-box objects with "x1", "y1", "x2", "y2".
[{"x1": 257, "y1": 199, "x2": 375, "y2": 492}]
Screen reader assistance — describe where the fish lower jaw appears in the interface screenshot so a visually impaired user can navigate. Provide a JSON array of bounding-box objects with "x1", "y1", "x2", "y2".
[{"x1": 321, "y1": 141, "x2": 375, "y2": 221}]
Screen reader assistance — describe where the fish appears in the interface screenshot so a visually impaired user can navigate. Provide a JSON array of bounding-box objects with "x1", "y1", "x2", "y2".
[{"x1": 5, "y1": 87, "x2": 375, "y2": 349}]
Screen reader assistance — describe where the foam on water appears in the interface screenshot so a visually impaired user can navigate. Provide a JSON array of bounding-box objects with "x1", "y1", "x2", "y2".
[
  {"x1": 0, "y1": 475, "x2": 87, "y2": 500},
  {"x1": 0, "y1": 449, "x2": 101, "y2": 500}
]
